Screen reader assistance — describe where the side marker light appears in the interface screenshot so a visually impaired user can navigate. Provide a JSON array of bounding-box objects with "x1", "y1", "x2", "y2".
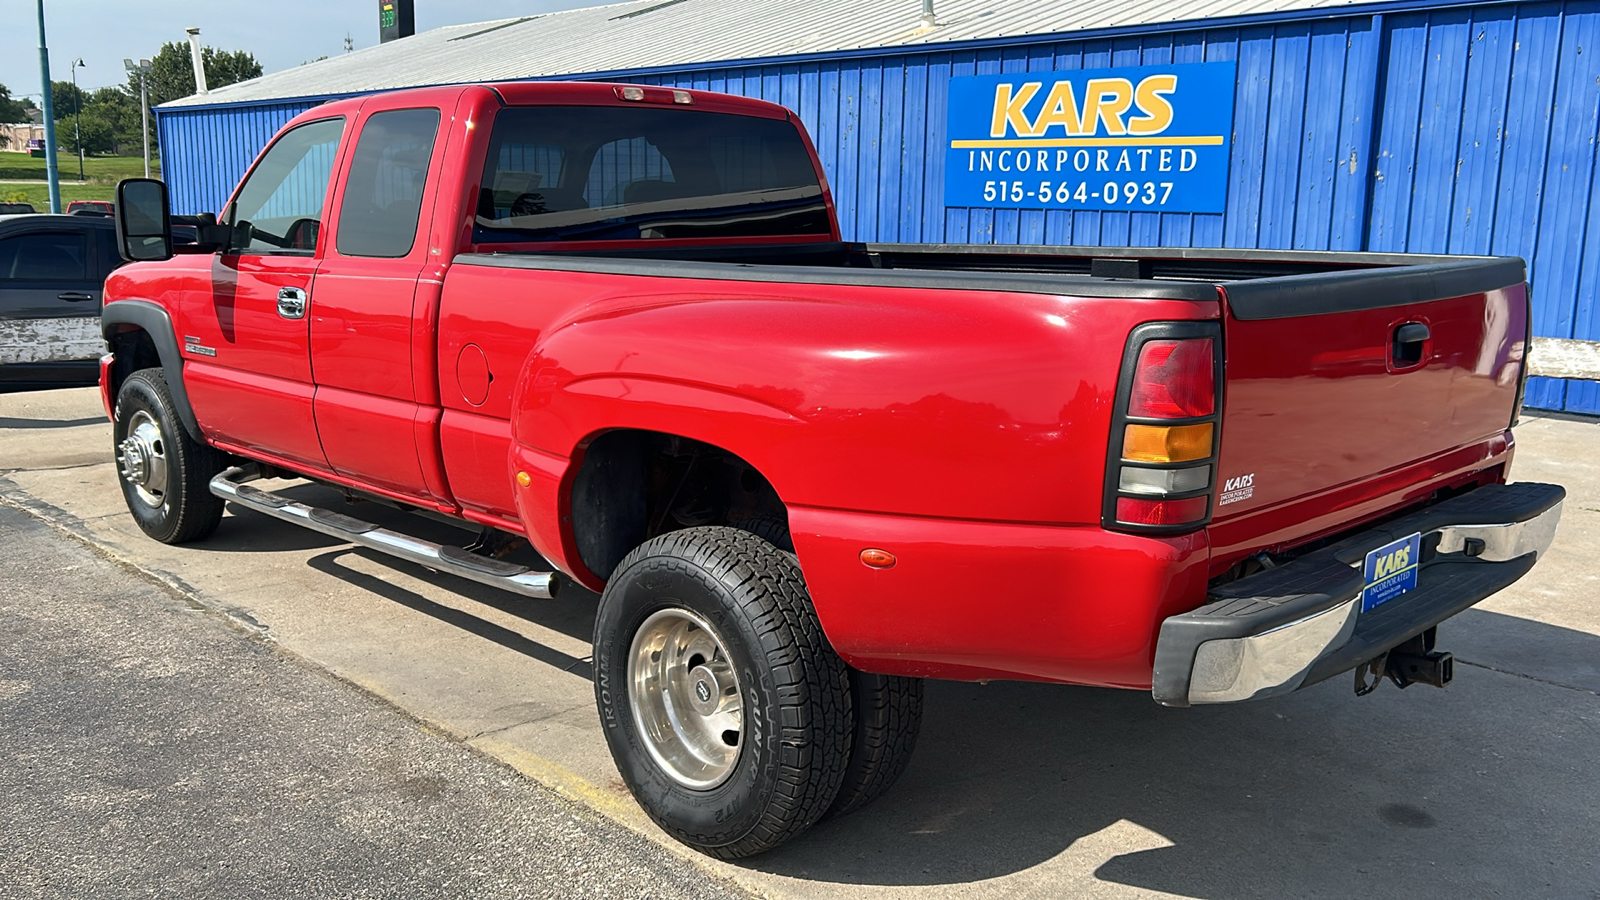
[{"x1": 860, "y1": 548, "x2": 896, "y2": 569}]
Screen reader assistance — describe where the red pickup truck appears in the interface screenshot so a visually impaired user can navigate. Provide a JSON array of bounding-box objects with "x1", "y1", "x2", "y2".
[{"x1": 100, "y1": 82, "x2": 1562, "y2": 857}]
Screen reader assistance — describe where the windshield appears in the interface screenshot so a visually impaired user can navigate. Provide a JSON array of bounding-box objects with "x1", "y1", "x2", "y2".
[{"x1": 474, "y1": 105, "x2": 830, "y2": 243}]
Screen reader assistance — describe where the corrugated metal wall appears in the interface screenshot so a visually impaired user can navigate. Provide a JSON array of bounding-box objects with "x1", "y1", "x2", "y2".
[{"x1": 157, "y1": 0, "x2": 1600, "y2": 412}]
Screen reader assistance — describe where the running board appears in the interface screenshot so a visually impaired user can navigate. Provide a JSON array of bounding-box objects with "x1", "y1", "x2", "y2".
[{"x1": 210, "y1": 465, "x2": 558, "y2": 599}]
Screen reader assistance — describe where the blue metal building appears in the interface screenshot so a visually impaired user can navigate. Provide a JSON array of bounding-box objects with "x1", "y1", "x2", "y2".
[{"x1": 156, "y1": 0, "x2": 1600, "y2": 412}]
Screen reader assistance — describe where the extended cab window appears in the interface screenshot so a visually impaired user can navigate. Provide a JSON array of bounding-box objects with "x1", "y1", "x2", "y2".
[
  {"x1": 0, "y1": 232, "x2": 88, "y2": 281},
  {"x1": 227, "y1": 117, "x2": 345, "y2": 254},
  {"x1": 475, "y1": 106, "x2": 830, "y2": 243},
  {"x1": 336, "y1": 107, "x2": 441, "y2": 258}
]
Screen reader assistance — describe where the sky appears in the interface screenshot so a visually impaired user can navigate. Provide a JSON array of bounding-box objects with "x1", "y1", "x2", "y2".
[{"x1": 0, "y1": 0, "x2": 612, "y2": 100}]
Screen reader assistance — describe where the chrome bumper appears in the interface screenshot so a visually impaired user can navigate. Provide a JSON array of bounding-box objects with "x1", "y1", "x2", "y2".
[{"x1": 1152, "y1": 482, "x2": 1564, "y2": 707}]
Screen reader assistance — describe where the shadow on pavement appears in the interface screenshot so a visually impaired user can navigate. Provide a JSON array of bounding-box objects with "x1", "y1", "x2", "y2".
[
  {"x1": 305, "y1": 546, "x2": 596, "y2": 680},
  {"x1": 0, "y1": 415, "x2": 105, "y2": 429},
  {"x1": 184, "y1": 476, "x2": 1599, "y2": 897},
  {"x1": 743, "y1": 610, "x2": 1599, "y2": 898}
]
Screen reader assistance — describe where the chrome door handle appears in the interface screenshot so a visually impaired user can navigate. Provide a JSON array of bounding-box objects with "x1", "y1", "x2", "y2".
[{"x1": 277, "y1": 286, "x2": 308, "y2": 320}]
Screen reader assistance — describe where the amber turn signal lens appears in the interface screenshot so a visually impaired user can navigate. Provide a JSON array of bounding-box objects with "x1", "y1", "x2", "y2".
[
  {"x1": 860, "y1": 548, "x2": 896, "y2": 569},
  {"x1": 515, "y1": 471, "x2": 532, "y2": 487},
  {"x1": 1123, "y1": 423, "x2": 1214, "y2": 464}
]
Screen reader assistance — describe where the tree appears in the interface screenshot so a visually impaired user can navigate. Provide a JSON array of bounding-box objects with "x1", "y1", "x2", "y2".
[
  {"x1": 131, "y1": 41, "x2": 264, "y2": 108},
  {"x1": 0, "y1": 83, "x2": 34, "y2": 123},
  {"x1": 51, "y1": 80, "x2": 86, "y2": 120}
]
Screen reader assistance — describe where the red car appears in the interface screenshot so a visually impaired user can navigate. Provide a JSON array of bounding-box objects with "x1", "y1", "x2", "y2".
[
  {"x1": 98, "y1": 82, "x2": 1562, "y2": 857},
  {"x1": 65, "y1": 200, "x2": 114, "y2": 216}
]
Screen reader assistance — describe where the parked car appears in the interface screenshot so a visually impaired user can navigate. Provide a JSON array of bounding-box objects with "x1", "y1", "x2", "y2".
[
  {"x1": 65, "y1": 200, "x2": 114, "y2": 216},
  {"x1": 0, "y1": 202, "x2": 38, "y2": 215},
  {"x1": 0, "y1": 214, "x2": 121, "y2": 391},
  {"x1": 100, "y1": 82, "x2": 1562, "y2": 858}
]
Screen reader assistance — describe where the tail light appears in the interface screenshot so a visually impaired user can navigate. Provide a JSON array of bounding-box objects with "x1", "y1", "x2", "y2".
[
  {"x1": 1103, "y1": 322, "x2": 1222, "y2": 534},
  {"x1": 1511, "y1": 292, "x2": 1533, "y2": 428}
]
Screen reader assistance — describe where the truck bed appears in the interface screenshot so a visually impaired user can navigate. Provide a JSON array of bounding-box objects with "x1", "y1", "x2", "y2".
[{"x1": 458, "y1": 242, "x2": 1529, "y2": 581}]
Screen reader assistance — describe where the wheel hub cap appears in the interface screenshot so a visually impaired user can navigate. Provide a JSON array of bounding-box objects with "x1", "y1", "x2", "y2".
[
  {"x1": 117, "y1": 411, "x2": 169, "y2": 508},
  {"x1": 628, "y1": 608, "x2": 744, "y2": 790}
]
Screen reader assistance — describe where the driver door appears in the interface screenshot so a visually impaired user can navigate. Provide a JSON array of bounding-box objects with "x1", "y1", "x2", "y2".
[{"x1": 179, "y1": 117, "x2": 347, "y2": 470}]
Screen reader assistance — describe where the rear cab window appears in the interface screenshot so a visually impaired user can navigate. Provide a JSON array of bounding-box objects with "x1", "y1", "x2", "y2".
[{"x1": 474, "y1": 105, "x2": 830, "y2": 244}]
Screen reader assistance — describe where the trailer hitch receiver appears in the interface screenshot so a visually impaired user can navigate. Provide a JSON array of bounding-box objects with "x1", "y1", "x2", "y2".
[{"x1": 1354, "y1": 627, "x2": 1453, "y2": 695}]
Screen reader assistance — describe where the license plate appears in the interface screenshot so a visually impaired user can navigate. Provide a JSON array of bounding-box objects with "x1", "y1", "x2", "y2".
[{"x1": 1362, "y1": 532, "x2": 1422, "y2": 612}]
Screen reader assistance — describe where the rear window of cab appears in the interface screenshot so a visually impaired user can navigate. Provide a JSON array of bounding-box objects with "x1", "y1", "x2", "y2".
[{"x1": 474, "y1": 105, "x2": 830, "y2": 243}]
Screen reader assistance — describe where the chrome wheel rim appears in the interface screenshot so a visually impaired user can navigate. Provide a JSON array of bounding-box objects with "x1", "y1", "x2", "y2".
[
  {"x1": 628, "y1": 607, "x2": 744, "y2": 790},
  {"x1": 117, "y1": 410, "x2": 169, "y2": 508}
]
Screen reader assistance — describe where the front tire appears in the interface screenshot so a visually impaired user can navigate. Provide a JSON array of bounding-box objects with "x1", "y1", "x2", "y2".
[
  {"x1": 113, "y1": 369, "x2": 225, "y2": 544},
  {"x1": 593, "y1": 527, "x2": 851, "y2": 858}
]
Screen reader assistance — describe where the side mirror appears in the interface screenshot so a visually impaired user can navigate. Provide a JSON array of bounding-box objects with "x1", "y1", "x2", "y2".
[
  {"x1": 172, "y1": 211, "x2": 233, "y2": 251},
  {"x1": 114, "y1": 178, "x2": 174, "y2": 262}
]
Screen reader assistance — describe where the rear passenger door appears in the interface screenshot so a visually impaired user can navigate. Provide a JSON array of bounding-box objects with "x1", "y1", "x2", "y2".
[
  {"x1": 310, "y1": 104, "x2": 447, "y2": 501},
  {"x1": 0, "y1": 222, "x2": 106, "y2": 366}
]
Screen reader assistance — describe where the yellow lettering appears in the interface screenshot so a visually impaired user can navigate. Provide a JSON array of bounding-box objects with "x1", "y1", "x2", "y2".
[
  {"x1": 991, "y1": 82, "x2": 1042, "y2": 138},
  {"x1": 1129, "y1": 74, "x2": 1178, "y2": 135},
  {"x1": 1031, "y1": 81, "x2": 1083, "y2": 136},
  {"x1": 1084, "y1": 78, "x2": 1134, "y2": 136}
]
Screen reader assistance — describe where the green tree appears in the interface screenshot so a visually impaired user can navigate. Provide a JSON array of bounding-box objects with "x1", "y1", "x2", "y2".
[
  {"x1": 0, "y1": 83, "x2": 35, "y2": 123},
  {"x1": 51, "y1": 80, "x2": 87, "y2": 120},
  {"x1": 131, "y1": 41, "x2": 264, "y2": 108}
]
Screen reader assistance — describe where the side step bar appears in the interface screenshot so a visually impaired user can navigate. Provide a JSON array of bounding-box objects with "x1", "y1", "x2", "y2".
[{"x1": 210, "y1": 465, "x2": 558, "y2": 599}]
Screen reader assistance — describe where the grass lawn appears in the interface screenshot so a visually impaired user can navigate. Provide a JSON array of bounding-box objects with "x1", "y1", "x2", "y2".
[
  {"x1": 0, "y1": 150, "x2": 159, "y2": 183},
  {"x1": 0, "y1": 151, "x2": 161, "y2": 209},
  {"x1": 0, "y1": 181, "x2": 120, "y2": 208}
]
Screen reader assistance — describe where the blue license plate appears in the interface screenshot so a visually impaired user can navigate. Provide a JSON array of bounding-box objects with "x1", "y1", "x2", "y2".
[{"x1": 1362, "y1": 532, "x2": 1422, "y2": 612}]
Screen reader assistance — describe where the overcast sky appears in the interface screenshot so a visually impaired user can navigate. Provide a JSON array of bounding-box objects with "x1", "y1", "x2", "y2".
[{"x1": 1, "y1": 0, "x2": 611, "y2": 100}]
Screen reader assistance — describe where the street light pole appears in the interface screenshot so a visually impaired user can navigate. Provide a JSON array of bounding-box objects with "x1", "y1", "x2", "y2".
[
  {"x1": 34, "y1": 0, "x2": 61, "y2": 213},
  {"x1": 125, "y1": 57, "x2": 151, "y2": 179},
  {"x1": 71, "y1": 57, "x2": 84, "y2": 182}
]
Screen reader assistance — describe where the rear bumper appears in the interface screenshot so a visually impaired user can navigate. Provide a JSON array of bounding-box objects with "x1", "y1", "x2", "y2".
[{"x1": 1152, "y1": 481, "x2": 1564, "y2": 707}]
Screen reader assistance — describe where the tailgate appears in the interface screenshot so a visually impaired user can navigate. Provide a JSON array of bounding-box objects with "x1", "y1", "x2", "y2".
[{"x1": 1208, "y1": 258, "x2": 1529, "y2": 559}]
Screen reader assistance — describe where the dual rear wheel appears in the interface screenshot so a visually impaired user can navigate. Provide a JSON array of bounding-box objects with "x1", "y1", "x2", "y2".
[{"x1": 594, "y1": 526, "x2": 924, "y2": 858}]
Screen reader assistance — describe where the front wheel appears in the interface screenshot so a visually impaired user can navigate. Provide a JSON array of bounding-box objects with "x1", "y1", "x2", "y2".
[
  {"x1": 593, "y1": 527, "x2": 852, "y2": 858},
  {"x1": 114, "y1": 369, "x2": 226, "y2": 543}
]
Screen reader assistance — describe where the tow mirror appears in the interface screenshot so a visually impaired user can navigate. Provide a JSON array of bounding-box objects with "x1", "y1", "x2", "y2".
[{"x1": 114, "y1": 178, "x2": 173, "y2": 262}]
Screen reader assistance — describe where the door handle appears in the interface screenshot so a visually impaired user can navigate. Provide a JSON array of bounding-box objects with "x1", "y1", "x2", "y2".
[
  {"x1": 277, "y1": 286, "x2": 308, "y2": 320},
  {"x1": 57, "y1": 291, "x2": 96, "y2": 302},
  {"x1": 1392, "y1": 322, "x2": 1430, "y2": 366}
]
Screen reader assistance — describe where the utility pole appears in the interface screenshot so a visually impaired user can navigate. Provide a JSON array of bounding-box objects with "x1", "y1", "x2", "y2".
[
  {"x1": 71, "y1": 57, "x2": 84, "y2": 181},
  {"x1": 124, "y1": 58, "x2": 151, "y2": 178},
  {"x1": 34, "y1": 0, "x2": 61, "y2": 213}
]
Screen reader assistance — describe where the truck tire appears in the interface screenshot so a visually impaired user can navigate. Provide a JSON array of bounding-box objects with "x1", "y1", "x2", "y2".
[
  {"x1": 113, "y1": 368, "x2": 226, "y2": 544},
  {"x1": 729, "y1": 515, "x2": 794, "y2": 552},
  {"x1": 593, "y1": 526, "x2": 851, "y2": 858},
  {"x1": 824, "y1": 671, "x2": 924, "y2": 819},
  {"x1": 729, "y1": 514, "x2": 924, "y2": 819}
]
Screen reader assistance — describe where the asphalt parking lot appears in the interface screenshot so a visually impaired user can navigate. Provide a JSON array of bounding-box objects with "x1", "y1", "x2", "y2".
[{"x1": 2, "y1": 386, "x2": 1597, "y2": 899}]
